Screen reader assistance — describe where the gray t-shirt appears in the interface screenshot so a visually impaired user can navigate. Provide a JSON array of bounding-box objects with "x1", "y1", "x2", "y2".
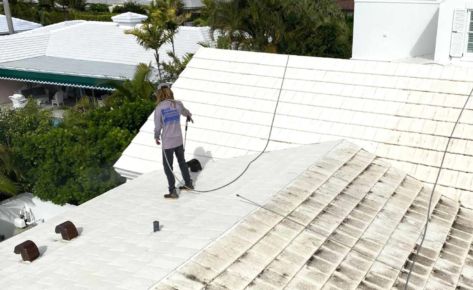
[{"x1": 154, "y1": 100, "x2": 192, "y2": 149}]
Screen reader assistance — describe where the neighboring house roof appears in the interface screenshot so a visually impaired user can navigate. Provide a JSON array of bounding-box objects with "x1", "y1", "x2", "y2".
[
  {"x1": 182, "y1": 0, "x2": 204, "y2": 9},
  {"x1": 86, "y1": 0, "x2": 204, "y2": 9},
  {"x1": 0, "y1": 140, "x2": 337, "y2": 289},
  {"x1": 2, "y1": 141, "x2": 472, "y2": 289},
  {"x1": 0, "y1": 16, "x2": 211, "y2": 88},
  {"x1": 0, "y1": 14, "x2": 42, "y2": 35},
  {"x1": 115, "y1": 47, "x2": 473, "y2": 209},
  {"x1": 154, "y1": 141, "x2": 473, "y2": 290},
  {"x1": 0, "y1": 56, "x2": 138, "y2": 90}
]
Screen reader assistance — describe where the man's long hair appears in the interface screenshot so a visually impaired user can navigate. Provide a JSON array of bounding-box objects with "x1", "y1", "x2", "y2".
[{"x1": 156, "y1": 87, "x2": 174, "y2": 105}]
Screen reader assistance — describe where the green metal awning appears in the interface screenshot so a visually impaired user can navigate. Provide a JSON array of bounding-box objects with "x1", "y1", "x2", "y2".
[{"x1": 0, "y1": 68, "x2": 118, "y2": 91}]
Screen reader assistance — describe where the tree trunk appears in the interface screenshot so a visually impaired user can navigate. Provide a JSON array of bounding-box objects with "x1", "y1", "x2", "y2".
[
  {"x1": 171, "y1": 37, "x2": 175, "y2": 55},
  {"x1": 155, "y1": 50, "x2": 162, "y2": 80},
  {"x1": 63, "y1": 5, "x2": 67, "y2": 20}
]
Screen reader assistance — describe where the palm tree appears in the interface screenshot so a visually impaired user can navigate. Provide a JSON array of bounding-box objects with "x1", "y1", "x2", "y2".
[
  {"x1": 108, "y1": 63, "x2": 156, "y2": 102},
  {"x1": 0, "y1": 145, "x2": 18, "y2": 196},
  {"x1": 161, "y1": 52, "x2": 193, "y2": 82},
  {"x1": 205, "y1": 0, "x2": 247, "y2": 50},
  {"x1": 154, "y1": 0, "x2": 190, "y2": 55},
  {"x1": 126, "y1": 16, "x2": 172, "y2": 80},
  {"x1": 203, "y1": 0, "x2": 350, "y2": 58}
]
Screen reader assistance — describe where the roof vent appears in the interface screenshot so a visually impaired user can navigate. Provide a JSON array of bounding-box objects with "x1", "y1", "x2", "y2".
[
  {"x1": 111, "y1": 12, "x2": 148, "y2": 29},
  {"x1": 55, "y1": 221, "x2": 79, "y2": 241},
  {"x1": 153, "y1": 220, "x2": 160, "y2": 232},
  {"x1": 14, "y1": 240, "x2": 39, "y2": 262}
]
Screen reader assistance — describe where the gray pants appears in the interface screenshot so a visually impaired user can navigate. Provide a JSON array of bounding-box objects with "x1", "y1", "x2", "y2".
[{"x1": 162, "y1": 145, "x2": 192, "y2": 192}]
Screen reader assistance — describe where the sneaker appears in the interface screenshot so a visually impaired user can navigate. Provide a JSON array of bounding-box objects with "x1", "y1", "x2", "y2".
[
  {"x1": 164, "y1": 190, "x2": 179, "y2": 199},
  {"x1": 178, "y1": 184, "x2": 194, "y2": 191}
]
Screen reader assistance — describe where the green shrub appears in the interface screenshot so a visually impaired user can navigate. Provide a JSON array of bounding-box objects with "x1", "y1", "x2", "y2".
[
  {"x1": 71, "y1": 11, "x2": 114, "y2": 22},
  {"x1": 87, "y1": 3, "x2": 110, "y2": 13},
  {"x1": 0, "y1": 96, "x2": 154, "y2": 205},
  {"x1": 112, "y1": 1, "x2": 147, "y2": 14}
]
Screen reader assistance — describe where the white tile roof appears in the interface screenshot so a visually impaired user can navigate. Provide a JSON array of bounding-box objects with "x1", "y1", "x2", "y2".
[
  {"x1": 0, "y1": 56, "x2": 138, "y2": 80},
  {"x1": 0, "y1": 20, "x2": 211, "y2": 74},
  {"x1": 154, "y1": 141, "x2": 473, "y2": 290},
  {"x1": 0, "y1": 32, "x2": 50, "y2": 63},
  {"x1": 0, "y1": 141, "x2": 337, "y2": 289},
  {"x1": 115, "y1": 48, "x2": 473, "y2": 208},
  {"x1": 0, "y1": 14, "x2": 42, "y2": 35}
]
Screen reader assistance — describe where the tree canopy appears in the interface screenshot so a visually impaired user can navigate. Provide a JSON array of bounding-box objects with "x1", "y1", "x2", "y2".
[
  {"x1": 126, "y1": 0, "x2": 193, "y2": 81},
  {"x1": 203, "y1": 0, "x2": 352, "y2": 58},
  {"x1": 0, "y1": 65, "x2": 156, "y2": 205}
]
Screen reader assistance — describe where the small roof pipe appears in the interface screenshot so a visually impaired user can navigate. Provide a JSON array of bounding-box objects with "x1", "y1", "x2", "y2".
[{"x1": 3, "y1": 0, "x2": 15, "y2": 34}]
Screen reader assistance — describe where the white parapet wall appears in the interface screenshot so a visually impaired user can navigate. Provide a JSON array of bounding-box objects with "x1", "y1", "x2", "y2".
[
  {"x1": 352, "y1": 0, "x2": 440, "y2": 61},
  {"x1": 0, "y1": 193, "x2": 75, "y2": 241}
]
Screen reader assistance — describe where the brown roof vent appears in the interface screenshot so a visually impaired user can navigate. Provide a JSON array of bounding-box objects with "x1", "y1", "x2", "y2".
[
  {"x1": 14, "y1": 240, "x2": 40, "y2": 262},
  {"x1": 55, "y1": 221, "x2": 79, "y2": 241}
]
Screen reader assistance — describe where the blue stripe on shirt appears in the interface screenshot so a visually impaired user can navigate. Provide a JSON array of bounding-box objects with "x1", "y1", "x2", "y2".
[{"x1": 162, "y1": 108, "x2": 180, "y2": 124}]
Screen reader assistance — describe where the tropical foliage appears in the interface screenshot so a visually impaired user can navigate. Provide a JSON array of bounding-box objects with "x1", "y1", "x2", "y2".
[
  {"x1": 161, "y1": 52, "x2": 193, "y2": 82},
  {"x1": 202, "y1": 0, "x2": 352, "y2": 58},
  {"x1": 112, "y1": 1, "x2": 147, "y2": 14},
  {"x1": 126, "y1": 0, "x2": 193, "y2": 81},
  {"x1": 0, "y1": 65, "x2": 156, "y2": 204},
  {"x1": 107, "y1": 63, "x2": 156, "y2": 104},
  {"x1": 0, "y1": 145, "x2": 19, "y2": 198},
  {"x1": 126, "y1": 15, "x2": 171, "y2": 80}
]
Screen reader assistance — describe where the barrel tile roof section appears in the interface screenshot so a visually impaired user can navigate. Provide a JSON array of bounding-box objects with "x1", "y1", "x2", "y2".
[
  {"x1": 153, "y1": 141, "x2": 473, "y2": 290},
  {"x1": 115, "y1": 48, "x2": 473, "y2": 208},
  {"x1": 0, "y1": 33, "x2": 50, "y2": 63}
]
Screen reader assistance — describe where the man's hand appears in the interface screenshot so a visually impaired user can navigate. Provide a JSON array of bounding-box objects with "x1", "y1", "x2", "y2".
[
  {"x1": 155, "y1": 139, "x2": 161, "y2": 145},
  {"x1": 187, "y1": 116, "x2": 194, "y2": 123}
]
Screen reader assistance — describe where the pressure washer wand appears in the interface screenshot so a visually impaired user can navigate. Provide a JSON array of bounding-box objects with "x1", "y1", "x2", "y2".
[{"x1": 184, "y1": 116, "x2": 190, "y2": 150}]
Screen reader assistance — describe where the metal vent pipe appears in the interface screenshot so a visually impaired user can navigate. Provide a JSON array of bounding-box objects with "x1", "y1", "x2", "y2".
[{"x1": 3, "y1": 0, "x2": 15, "y2": 34}]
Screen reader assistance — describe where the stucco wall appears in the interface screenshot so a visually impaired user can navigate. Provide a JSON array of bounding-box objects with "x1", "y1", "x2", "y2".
[
  {"x1": 353, "y1": 0, "x2": 440, "y2": 61},
  {"x1": 0, "y1": 80, "x2": 24, "y2": 104}
]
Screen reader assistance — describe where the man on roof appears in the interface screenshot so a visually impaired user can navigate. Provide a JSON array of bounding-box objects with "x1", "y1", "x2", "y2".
[{"x1": 154, "y1": 83, "x2": 194, "y2": 199}]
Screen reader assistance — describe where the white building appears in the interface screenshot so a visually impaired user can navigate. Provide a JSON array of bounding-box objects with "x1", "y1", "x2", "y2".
[
  {"x1": 353, "y1": 0, "x2": 473, "y2": 64},
  {"x1": 0, "y1": 12, "x2": 211, "y2": 103},
  {"x1": 0, "y1": 14, "x2": 42, "y2": 35}
]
